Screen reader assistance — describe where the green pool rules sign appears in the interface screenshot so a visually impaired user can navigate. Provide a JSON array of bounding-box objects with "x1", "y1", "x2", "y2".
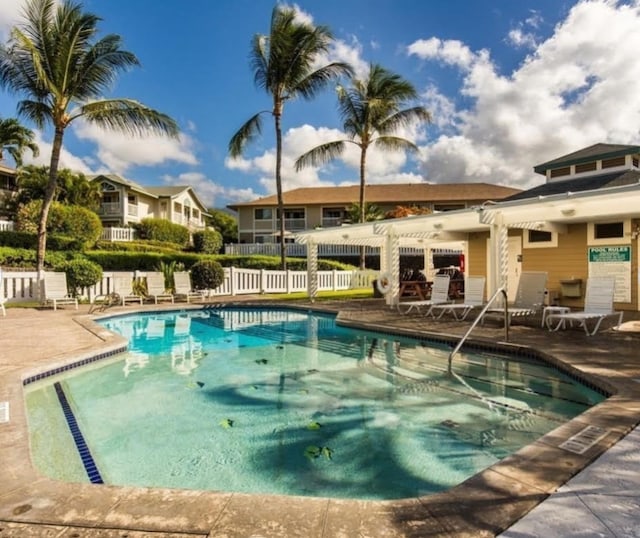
[
  {"x1": 588, "y1": 246, "x2": 631, "y2": 262},
  {"x1": 588, "y1": 246, "x2": 631, "y2": 302}
]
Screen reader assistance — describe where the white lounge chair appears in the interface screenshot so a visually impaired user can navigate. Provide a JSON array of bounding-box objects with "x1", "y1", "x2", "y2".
[
  {"x1": 146, "y1": 318, "x2": 166, "y2": 338},
  {"x1": 112, "y1": 275, "x2": 144, "y2": 306},
  {"x1": 43, "y1": 272, "x2": 78, "y2": 311},
  {"x1": 0, "y1": 267, "x2": 6, "y2": 316},
  {"x1": 397, "y1": 274, "x2": 451, "y2": 315},
  {"x1": 429, "y1": 276, "x2": 486, "y2": 320},
  {"x1": 146, "y1": 272, "x2": 174, "y2": 304},
  {"x1": 173, "y1": 271, "x2": 205, "y2": 303},
  {"x1": 481, "y1": 271, "x2": 547, "y2": 326},
  {"x1": 546, "y1": 276, "x2": 623, "y2": 335}
]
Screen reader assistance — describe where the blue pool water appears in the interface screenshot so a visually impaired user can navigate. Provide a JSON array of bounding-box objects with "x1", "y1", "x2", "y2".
[{"x1": 25, "y1": 308, "x2": 606, "y2": 500}]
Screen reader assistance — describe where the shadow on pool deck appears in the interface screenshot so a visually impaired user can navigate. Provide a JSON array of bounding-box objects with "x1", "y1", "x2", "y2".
[{"x1": 1, "y1": 297, "x2": 640, "y2": 537}]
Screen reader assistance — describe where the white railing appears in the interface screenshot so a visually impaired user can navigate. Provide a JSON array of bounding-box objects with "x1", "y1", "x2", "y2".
[
  {"x1": 101, "y1": 227, "x2": 136, "y2": 242},
  {"x1": 0, "y1": 220, "x2": 15, "y2": 232},
  {"x1": 0, "y1": 267, "x2": 377, "y2": 304},
  {"x1": 225, "y1": 243, "x2": 427, "y2": 256}
]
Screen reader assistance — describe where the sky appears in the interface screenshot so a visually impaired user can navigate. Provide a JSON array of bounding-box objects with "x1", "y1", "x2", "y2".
[{"x1": 1, "y1": 0, "x2": 639, "y2": 210}]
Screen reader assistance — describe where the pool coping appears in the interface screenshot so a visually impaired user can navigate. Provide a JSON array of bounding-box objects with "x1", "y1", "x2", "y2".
[{"x1": 2, "y1": 301, "x2": 640, "y2": 537}]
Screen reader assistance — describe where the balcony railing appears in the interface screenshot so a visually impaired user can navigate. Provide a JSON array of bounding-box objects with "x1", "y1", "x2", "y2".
[
  {"x1": 101, "y1": 227, "x2": 136, "y2": 242},
  {"x1": 225, "y1": 243, "x2": 430, "y2": 257},
  {"x1": 99, "y1": 202, "x2": 121, "y2": 215},
  {"x1": 0, "y1": 219, "x2": 14, "y2": 232},
  {"x1": 321, "y1": 217, "x2": 343, "y2": 228}
]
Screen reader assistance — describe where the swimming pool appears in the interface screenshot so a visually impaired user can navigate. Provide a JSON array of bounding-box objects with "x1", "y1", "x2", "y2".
[{"x1": 24, "y1": 308, "x2": 606, "y2": 500}]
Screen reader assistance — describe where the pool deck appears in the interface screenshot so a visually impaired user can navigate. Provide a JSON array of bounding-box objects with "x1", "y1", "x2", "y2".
[{"x1": 1, "y1": 297, "x2": 640, "y2": 537}]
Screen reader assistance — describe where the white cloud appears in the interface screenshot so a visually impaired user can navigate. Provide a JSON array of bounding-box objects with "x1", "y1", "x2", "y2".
[
  {"x1": 160, "y1": 171, "x2": 258, "y2": 207},
  {"x1": 72, "y1": 120, "x2": 198, "y2": 173},
  {"x1": 0, "y1": 0, "x2": 26, "y2": 41},
  {"x1": 19, "y1": 130, "x2": 95, "y2": 174},
  {"x1": 407, "y1": 0, "x2": 640, "y2": 189},
  {"x1": 507, "y1": 9, "x2": 543, "y2": 49}
]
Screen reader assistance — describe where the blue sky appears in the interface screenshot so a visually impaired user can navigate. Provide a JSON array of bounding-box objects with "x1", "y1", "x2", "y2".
[{"x1": 1, "y1": 0, "x2": 639, "y2": 209}]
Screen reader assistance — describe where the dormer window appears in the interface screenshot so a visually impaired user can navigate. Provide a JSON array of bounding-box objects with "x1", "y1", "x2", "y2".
[
  {"x1": 601, "y1": 156, "x2": 625, "y2": 169},
  {"x1": 550, "y1": 167, "x2": 570, "y2": 178},
  {"x1": 575, "y1": 162, "x2": 597, "y2": 173}
]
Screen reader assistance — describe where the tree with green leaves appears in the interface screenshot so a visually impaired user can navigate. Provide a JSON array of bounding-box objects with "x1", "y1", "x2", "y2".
[
  {"x1": 0, "y1": 0, "x2": 179, "y2": 281},
  {"x1": 295, "y1": 64, "x2": 431, "y2": 268},
  {"x1": 13, "y1": 165, "x2": 101, "y2": 211},
  {"x1": 229, "y1": 5, "x2": 352, "y2": 270},
  {"x1": 207, "y1": 208, "x2": 238, "y2": 245},
  {"x1": 0, "y1": 117, "x2": 39, "y2": 166},
  {"x1": 346, "y1": 202, "x2": 383, "y2": 224}
]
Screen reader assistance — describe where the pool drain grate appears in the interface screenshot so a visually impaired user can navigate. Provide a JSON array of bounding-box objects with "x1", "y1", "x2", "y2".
[
  {"x1": 0, "y1": 401, "x2": 8, "y2": 423},
  {"x1": 54, "y1": 382, "x2": 104, "y2": 484},
  {"x1": 559, "y1": 425, "x2": 608, "y2": 454}
]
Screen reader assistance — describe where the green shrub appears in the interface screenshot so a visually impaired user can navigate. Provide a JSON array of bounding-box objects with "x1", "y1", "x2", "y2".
[
  {"x1": 192, "y1": 229, "x2": 223, "y2": 254},
  {"x1": 134, "y1": 218, "x2": 189, "y2": 246},
  {"x1": 0, "y1": 230, "x2": 84, "y2": 251},
  {"x1": 213, "y1": 254, "x2": 355, "y2": 271},
  {"x1": 0, "y1": 246, "x2": 74, "y2": 269},
  {"x1": 190, "y1": 259, "x2": 225, "y2": 290},
  {"x1": 93, "y1": 239, "x2": 184, "y2": 253},
  {"x1": 155, "y1": 260, "x2": 185, "y2": 292},
  {"x1": 15, "y1": 200, "x2": 102, "y2": 249},
  {"x1": 54, "y1": 259, "x2": 103, "y2": 296},
  {"x1": 84, "y1": 250, "x2": 214, "y2": 271}
]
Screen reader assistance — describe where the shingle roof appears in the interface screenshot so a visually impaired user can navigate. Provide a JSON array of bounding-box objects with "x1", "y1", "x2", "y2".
[
  {"x1": 533, "y1": 143, "x2": 640, "y2": 175},
  {"x1": 503, "y1": 170, "x2": 640, "y2": 202},
  {"x1": 228, "y1": 182, "x2": 521, "y2": 209},
  {"x1": 90, "y1": 174, "x2": 153, "y2": 196}
]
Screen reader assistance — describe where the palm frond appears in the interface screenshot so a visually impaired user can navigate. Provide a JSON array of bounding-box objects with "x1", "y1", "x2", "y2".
[
  {"x1": 378, "y1": 106, "x2": 432, "y2": 134},
  {"x1": 73, "y1": 99, "x2": 179, "y2": 137},
  {"x1": 372, "y1": 136, "x2": 419, "y2": 153},
  {"x1": 295, "y1": 141, "x2": 347, "y2": 171},
  {"x1": 229, "y1": 112, "x2": 265, "y2": 157}
]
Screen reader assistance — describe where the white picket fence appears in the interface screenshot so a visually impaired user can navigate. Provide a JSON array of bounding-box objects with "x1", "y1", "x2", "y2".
[
  {"x1": 0, "y1": 267, "x2": 379, "y2": 304},
  {"x1": 0, "y1": 220, "x2": 15, "y2": 232}
]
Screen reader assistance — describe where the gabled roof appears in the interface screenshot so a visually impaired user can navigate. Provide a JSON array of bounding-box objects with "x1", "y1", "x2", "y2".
[
  {"x1": 503, "y1": 170, "x2": 640, "y2": 202},
  {"x1": 90, "y1": 174, "x2": 153, "y2": 197},
  {"x1": 228, "y1": 182, "x2": 521, "y2": 209},
  {"x1": 0, "y1": 163, "x2": 17, "y2": 176},
  {"x1": 533, "y1": 143, "x2": 640, "y2": 175},
  {"x1": 146, "y1": 186, "x2": 209, "y2": 213}
]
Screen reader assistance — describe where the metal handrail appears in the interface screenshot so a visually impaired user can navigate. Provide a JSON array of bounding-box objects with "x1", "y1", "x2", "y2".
[{"x1": 447, "y1": 286, "x2": 508, "y2": 374}]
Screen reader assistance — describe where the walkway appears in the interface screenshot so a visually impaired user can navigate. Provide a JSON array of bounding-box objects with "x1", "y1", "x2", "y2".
[{"x1": 1, "y1": 298, "x2": 639, "y2": 537}]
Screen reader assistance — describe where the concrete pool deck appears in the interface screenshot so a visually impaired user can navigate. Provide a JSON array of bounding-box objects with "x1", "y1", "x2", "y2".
[{"x1": 1, "y1": 298, "x2": 640, "y2": 537}]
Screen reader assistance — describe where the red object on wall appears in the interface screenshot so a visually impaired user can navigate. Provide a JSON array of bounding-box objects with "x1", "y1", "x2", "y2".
[{"x1": 459, "y1": 254, "x2": 465, "y2": 273}]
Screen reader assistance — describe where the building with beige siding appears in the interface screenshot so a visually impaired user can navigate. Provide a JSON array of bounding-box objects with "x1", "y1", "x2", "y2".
[
  {"x1": 296, "y1": 143, "x2": 640, "y2": 314},
  {"x1": 228, "y1": 182, "x2": 521, "y2": 244}
]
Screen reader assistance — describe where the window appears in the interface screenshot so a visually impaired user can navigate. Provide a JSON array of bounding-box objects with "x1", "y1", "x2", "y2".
[
  {"x1": 633, "y1": 158, "x2": 639, "y2": 168},
  {"x1": 254, "y1": 208, "x2": 273, "y2": 220},
  {"x1": 523, "y1": 229, "x2": 558, "y2": 249},
  {"x1": 322, "y1": 207, "x2": 345, "y2": 227},
  {"x1": 588, "y1": 220, "x2": 630, "y2": 245},
  {"x1": 550, "y1": 167, "x2": 571, "y2": 178},
  {"x1": 601, "y1": 156, "x2": 625, "y2": 169},
  {"x1": 595, "y1": 222, "x2": 623, "y2": 239},
  {"x1": 575, "y1": 161, "x2": 597, "y2": 173},
  {"x1": 127, "y1": 194, "x2": 137, "y2": 205},
  {"x1": 433, "y1": 203, "x2": 464, "y2": 211}
]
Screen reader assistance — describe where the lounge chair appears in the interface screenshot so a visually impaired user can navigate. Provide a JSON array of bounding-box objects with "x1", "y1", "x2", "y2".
[
  {"x1": 43, "y1": 272, "x2": 78, "y2": 311},
  {"x1": 173, "y1": 271, "x2": 205, "y2": 303},
  {"x1": 112, "y1": 275, "x2": 144, "y2": 306},
  {"x1": 146, "y1": 272, "x2": 174, "y2": 304},
  {"x1": 481, "y1": 271, "x2": 547, "y2": 327},
  {"x1": 397, "y1": 274, "x2": 451, "y2": 315},
  {"x1": 429, "y1": 276, "x2": 486, "y2": 320},
  {"x1": 545, "y1": 276, "x2": 623, "y2": 335},
  {"x1": 0, "y1": 267, "x2": 6, "y2": 316},
  {"x1": 146, "y1": 318, "x2": 166, "y2": 338}
]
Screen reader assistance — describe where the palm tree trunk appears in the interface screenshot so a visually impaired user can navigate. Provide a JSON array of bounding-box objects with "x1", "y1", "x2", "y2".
[
  {"x1": 275, "y1": 109, "x2": 287, "y2": 271},
  {"x1": 36, "y1": 126, "x2": 64, "y2": 294},
  {"x1": 358, "y1": 148, "x2": 367, "y2": 270}
]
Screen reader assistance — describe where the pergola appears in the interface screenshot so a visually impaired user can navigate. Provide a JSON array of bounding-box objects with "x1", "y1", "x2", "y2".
[{"x1": 295, "y1": 182, "x2": 640, "y2": 306}]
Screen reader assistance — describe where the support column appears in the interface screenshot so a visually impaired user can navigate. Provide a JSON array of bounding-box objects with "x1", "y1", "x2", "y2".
[
  {"x1": 384, "y1": 233, "x2": 401, "y2": 308},
  {"x1": 306, "y1": 241, "x2": 318, "y2": 302}
]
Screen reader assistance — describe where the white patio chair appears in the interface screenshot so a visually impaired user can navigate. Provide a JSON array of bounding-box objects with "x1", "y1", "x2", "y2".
[
  {"x1": 429, "y1": 276, "x2": 486, "y2": 320},
  {"x1": 481, "y1": 272, "x2": 547, "y2": 327},
  {"x1": 112, "y1": 275, "x2": 144, "y2": 306},
  {"x1": 0, "y1": 267, "x2": 6, "y2": 316},
  {"x1": 43, "y1": 272, "x2": 78, "y2": 311},
  {"x1": 546, "y1": 276, "x2": 623, "y2": 335},
  {"x1": 145, "y1": 272, "x2": 174, "y2": 304},
  {"x1": 397, "y1": 274, "x2": 451, "y2": 315},
  {"x1": 173, "y1": 271, "x2": 205, "y2": 303}
]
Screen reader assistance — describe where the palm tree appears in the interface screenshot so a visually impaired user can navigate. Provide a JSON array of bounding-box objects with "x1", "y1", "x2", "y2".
[
  {"x1": 0, "y1": 0, "x2": 178, "y2": 279},
  {"x1": 295, "y1": 63, "x2": 431, "y2": 268},
  {"x1": 229, "y1": 5, "x2": 352, "y2": 270},
  {"x1": 0, "y1": 117, "x2": 39, "y2": 166}
]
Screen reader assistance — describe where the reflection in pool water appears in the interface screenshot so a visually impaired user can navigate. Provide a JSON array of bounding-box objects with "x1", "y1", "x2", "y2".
[{"x1": 25, "y1": 308, "x2": 606, "y2": 500}]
